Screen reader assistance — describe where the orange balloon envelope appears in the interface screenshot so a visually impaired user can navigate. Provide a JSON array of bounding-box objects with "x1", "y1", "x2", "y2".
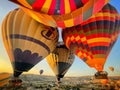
[
  {"x1": 9, "y1": 0, "x2": 109, "y2": 28},
  {"x1": 2, "y1": 8, "x2": 58, "y2": 77},
  {"x1": 62, "y1": 4, "x2": 120, "y2": 71}
]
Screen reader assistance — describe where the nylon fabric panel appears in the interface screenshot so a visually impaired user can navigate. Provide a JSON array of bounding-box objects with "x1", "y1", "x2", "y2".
[{"x1": 62, "y1": 4, "x2": 120, "y2": 71}]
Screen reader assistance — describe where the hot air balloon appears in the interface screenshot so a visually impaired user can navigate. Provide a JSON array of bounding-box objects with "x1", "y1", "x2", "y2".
[
  {"x1": 109, "y1": 66, "x2": 114, "y2": 72},
  {"x1": 46, "y1": 42, "x2": 75, "y2": 85},
  {"x1": 39, "y1": 69, "x2": 44, "y2": 75},
  {"x1": 9, "y1": 0, "x2": 109, "y2": 28},
  {"x1": 62, "y1": 4, "x2": 120, "y2": 72},
  {"x1": 0, "y1": 73, "x2": 11, "y2": 87},
  {"x1": 2, "y1": 8, "x2": 58, "y2": 86}
]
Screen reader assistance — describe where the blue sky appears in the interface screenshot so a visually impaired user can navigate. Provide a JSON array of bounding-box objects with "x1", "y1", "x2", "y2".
[{"x1": 0, "y1": 0, "x2": 120, "y2": 77}]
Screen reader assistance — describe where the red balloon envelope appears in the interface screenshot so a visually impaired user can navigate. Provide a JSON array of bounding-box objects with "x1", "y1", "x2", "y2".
[{"x1": 62, "y1": 4, "x2": 120, "y2": 71}]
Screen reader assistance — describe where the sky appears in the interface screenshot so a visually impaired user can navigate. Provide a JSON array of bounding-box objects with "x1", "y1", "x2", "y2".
[{"x1": 0, "y1": 0, "x2": 120, "y2": 77}]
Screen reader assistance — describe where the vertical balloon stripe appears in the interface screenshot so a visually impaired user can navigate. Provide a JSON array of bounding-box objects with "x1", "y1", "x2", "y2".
[
  {"x1": 41, "y1": 0, "x2": 52, "y2": 13},
  {"x1": 32, "y1": 0, "x2": 46, "y2": 11},
  {"x1": 60, "y1": 0, "x2": 65, "y2": 14},
  {"x1": 54, "y1": 0, "x2": 60, "y2": 14},
  {"x1": 65, "y1": 0, "x2": 70, "y2": 14},
  {"x1": 74, "y1": 0, "x2": 83, "y2": 8},
  {"x1": 48, "y1": 0, "x2": 56, "y2": 15},
  {"x1": 2, "y1": 12, "x2": 14, "y2": 62},
  {"x1": 69, "y1": 0, "x2": 76, "y2": 11}
]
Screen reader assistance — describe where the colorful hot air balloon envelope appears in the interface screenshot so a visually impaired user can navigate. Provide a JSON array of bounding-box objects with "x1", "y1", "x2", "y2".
[
  {"x1": 9, "y1": 0, "x2": 109, "y2": 28},
  {"x1": 109, "y1": 66, "x2": 114, "y2": 72},
  {"x1": 9, "y1": 0, "x2": 88, "y2": 15},
  {"x1": 2, "y1": 8, "x2": 58, "y2": 78},
  {"x1": 62, "y1": 4, "x2": 120, "y2": 71},
  {"x1": 0, "y1": 73, "x2": 11, "y2": 87},
  {"x1": 46, "y1": 42, "x2": 75, "y2": 84}
]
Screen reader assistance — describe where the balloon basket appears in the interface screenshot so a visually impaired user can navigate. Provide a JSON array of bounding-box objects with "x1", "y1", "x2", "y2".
[
  {"x1": 55, "y1": 78, "x2": 62, "y2": 87},
  {"x1": 9, "y1": 77, "x2": 22, "y2": 87},
  {"x1": 93, "y1": 71, "x2": 108, "y2": 85},
  {"x1": 94, "y1": 71, "x2": 108, "y2": 79}
]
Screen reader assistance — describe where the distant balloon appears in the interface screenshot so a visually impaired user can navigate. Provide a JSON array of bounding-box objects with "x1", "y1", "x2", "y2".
[
  {"x1": 46, "y1": 42, "x2": 75, "y2": 84},
  {"x1": 2, "y1": 8, "x2": 58, "y2": 79},
  {"x1": 9, "y1": 0, "x2": 109, "y2": 28},
  {"x1": 0, "y1": 73, "x2": 11, "y2": 87},
  {"x1": 39, "y1": 69, "x2": 44, "y2": 75},
  {"x1": 62, "y1": 4, "x2": 120, "y2": 71},
  {"x1": 109, "y1": 66, "x2": 114, "y2": 72}
]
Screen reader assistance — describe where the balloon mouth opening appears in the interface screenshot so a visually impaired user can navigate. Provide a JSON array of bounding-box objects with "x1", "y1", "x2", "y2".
[
  {"x1": 14, "y1": 71, "x2": 23, "y2": 78},
  {"x1": 9, "y1": 78, "x2": 22, "y2": 87},
  {"x1": 94, "y1": 71, "x2": 108, "y2": 79}
]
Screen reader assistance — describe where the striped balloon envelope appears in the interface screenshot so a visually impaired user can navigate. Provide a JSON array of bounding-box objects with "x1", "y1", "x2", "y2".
[
  {"x1": 46, "y1": 42, "x2": 75, "y2": 83},
  {"x1": 9, "y1": 0, "x2": 88, "y2": 15},
  {"x1": 62, "y1": 4, "x2": 120, "y2": 71},
  {"x1": 9, "y1": 0, "x2": 109, "y2": 28},
  {"x1": 0, "y1": 73, "x2": 11, "y2": 87},
  {"x1": 2, "y1": 8, "x2": 58, "y2": 78}
]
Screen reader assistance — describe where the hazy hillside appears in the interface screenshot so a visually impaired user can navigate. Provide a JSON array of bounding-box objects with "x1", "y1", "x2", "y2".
[{"x1": 0, "y1": 74, "x2": 120, "y2": 90}]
